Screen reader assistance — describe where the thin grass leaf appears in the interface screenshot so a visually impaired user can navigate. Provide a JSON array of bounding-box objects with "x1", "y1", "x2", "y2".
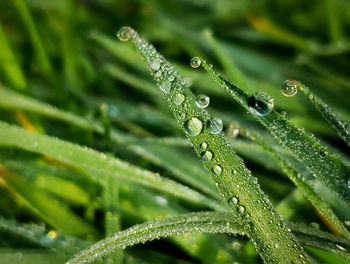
[
  {"x1": 13, "y1": 0, "x2": 53, "y2": 80},
  {"x1": 67, "y1": 211, "x2": 350, "y2": 264},
  {"x1": 0, "y1": 216, "x2": 89, "y2": 256},
  {"x1": 285, "y1": 79, "x2": 350, "y2": 147},
  {"x1": 66, "y1": 211, "x2": 245, "y2": 264},
  {"x1": 0, "y1": 87, "x2": 219, "y2": 199},
  {"x1": 0, "y1": 121, "x2": 224, "y2": 211},
  {"x1": 0, "y1": 167, "x2": 97, "y2": 237},
  {"x1": 239, "y1": 126, "x2": 350, "y2": 240},
  {"x1": 0, "y1": 24, "x2": 26, "y2": 90},
  {"x1": 122, "y1": 27, "x2": 308, "y2": 263},
  {"x1": 200, "y1": 59, "x2": 350, "y2": 204}
]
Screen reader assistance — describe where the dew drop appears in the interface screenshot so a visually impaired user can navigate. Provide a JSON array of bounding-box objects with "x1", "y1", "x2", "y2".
[
  {"x1": 232, "y1": 241, "x2": 241, "y2": 250},
  {"x1": 237, "y1": 205, "x2": 245, "y2": 215},
  {"x1": 201, "y1": 151, "x2": 213, "y2": 162},
  {"x1": 226, "y1": 123, "x2": 240, "y2": 138},
  {"x1": 206, "y1": 117, "x2": 223, "y2": 134},
  {"x1": 195, "y1": 94, "x2": 210, "y2": 108},
  {"x1": 190, "y1": 57, "x2": 201, "y2": 68},
  {"x1": 184, "y1": 117, "x2": 203, "y2": 136},
  {"x1": 160, "y1": 80, "x2": 171, "y2": 94},
  {"x1": 179, "y1": 113, "x2": 186, "y2": 120},
  {"x1": 212, "y1": 164, "x2": 222, "y2": 176},
  {"x1": 347, "y1": 179, "x2": 350, "y2": 189},
  {"x1": 228, "y1": 196, "x2": 239, "y2": 206},
  {"x1": 154, "y1": 70, "x2": 162, "y2": 78},
  {"x1": 248, "y1": 92, "x2": 274, "y2": 116},
  {"x1": 168, "y1": 75, "x2": 175, "y2": 82},
  {"x1": 200, "y1": 142, "x2": 208, "y2": 150},
  {"x1": 150, "y1": 59, "x2": 161, "y2": 70},
  {"x1": 281, "y1": 79, "x2": 298, "y2": 97},
  {"x1": 116, "y1": 26, "x2": 132, "y2": 41},
  {"x1": 173, "y1": 93, "x2": 185, "y2": 105}
]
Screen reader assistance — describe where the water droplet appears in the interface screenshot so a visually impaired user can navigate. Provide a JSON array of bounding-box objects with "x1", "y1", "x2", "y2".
[
  {"x1": 206, "y1": 117, "x2": 223, "y2": 134},
  {"x1": 201, "y1": 151, "x2": 213, "y2": 161},
  {"x1": 184, "y1": 117, "x2": 203, "y2": 136},
  {"x1": 335, "y1": 244, "x2": 346, "y2": 251},
  {"x1": 319, "y1": 151, "x2": 327, "y2": 157},
  {"x1": 347, "y1": 179, "x2": 350, "y2": 189},
  {"x1": 274, "y1": 243, "x2": 279, "y2": 248},
  {"x1": 150, "y1": 59, "x2": 160, "y2": 70},
  {"x1": 226, "y1": 123, "x2": 240, "y2": 138},
  {"x1": 195, "y1": 94, "x2": 210, "y2": 108},
  {"x1": 200, "y1": 142, "x2": 208, "y2": 150},
  {"x1": 232, "y1": 169, "x2": 237, "y2": 175},
  {"x1": 212, "y1": 164, "x2": 222, "y2": 175},
  {"x1": 179, "y1": 113, "x2": 186, "y2": 120},
  {"x1": 232, "y1": 241, "x2": 241, "y2": 250},
  {"x1": 248, "y1": 92, "x2": 274, "y2": 116},
  {"x1": 281, "y1": 79, "x2": 298, "y2": 97},
  {"x1": 117, "y1": 26, "x2": 132, "y2": 41},
  {"x1": 160, "y1": 80, "x2": 171, "y2": 94},
  {"x1": 190, "y1": 57, "x2": 201, "y2": 68},
  {"x1": 228, "y1": 196, "x2": 238, "y2": 205},
  {"x1": 154, "y1": 70, "x2": 162, "y2": 78},
  {"x1": 168, "y1": 75, "x2": 175, "y2": 82},
  {"x1": 237, "y1": 205, "x2": 245, "y2": 215},
  {"x1": 173, "y1": 93, "x2": 185, "y2": 105}
]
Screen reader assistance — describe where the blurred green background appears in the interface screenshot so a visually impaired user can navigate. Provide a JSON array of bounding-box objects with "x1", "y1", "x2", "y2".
[{"x1": 0, "y1": 0, "x2": 349, "y2": 263}]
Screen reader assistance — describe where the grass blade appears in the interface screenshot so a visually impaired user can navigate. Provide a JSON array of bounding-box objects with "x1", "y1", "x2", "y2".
[
  {"x1": 286, "y1": 79, "x2": 350, "y2": 147},
  {"x1": 123, "y1": 27, "x2": 308, "y2": 263},
  {"x1": 239, "y1": 126, "x2": 350, "y2": 240},
  {"x1": 200, "y1": 59, "x2": 350, "y2": 204},
  {"x1": 0, "y1": 121, "x2": 223, "y2": 211},
  {"x1": 66, "y1": 212, "x2": 245, "y2": 264}
]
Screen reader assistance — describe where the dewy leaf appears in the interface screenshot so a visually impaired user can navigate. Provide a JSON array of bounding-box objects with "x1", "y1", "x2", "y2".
[
  {"x1": 283, "y1": 79, "x2": 350, "y2": 147},
  {"x1": 0, "y1": 121, "x2": 224, "y2": 211},
  {"x1": 200, "y1": 59, "x2": 350, "y2": 204},
  {"x1": 67, "y1": 211, "x2": 350, "y2": 264},
  {"x1": 239, "y1": 126, "x2": 350, "y2": 240},
  {"x1": 66, "y1": 212, "x2": 245, "y2": 264},
  {"x1": 121, "y1": 26, "x2": 308, "y2": 263}
]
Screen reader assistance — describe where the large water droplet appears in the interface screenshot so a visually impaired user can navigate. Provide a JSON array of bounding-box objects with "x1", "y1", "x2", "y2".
[
  {"x1": 281, "y1": 79, "x2": 298, "y2": 97},
  {"x1": 212, "y1": 164, "x2": 222, "y2": 175},
  {"x1": 117, "y1": 26, "x2": 132, "y2": 41},
  {"x1": 237, "y1": 205, "x2": 245, "y2": 215},
  {"x1": 173, "y1": 93, "x2": 185, "y2": 105},
  {"x1": 150, "y1": 59, "x2": 161, "y2": 70},
  {"x1": 195, "y1": 94, "x2": 210, "y2": 109},
  {"x1": 248, "y1": 92, "x2": 274, "y2": 116},
  {"x1": 206, "y1": 117, "x2": 223, "y2": 134},
  {"x1": 184, "y1": 117, "x2": 203, "y2": 136},
  {"x1": 200, "y1": 142, "x2": 208, "y2": 150},
  {"x1": 200, "y1": 151, "x2": 213, "y2": 162},
  {"x1": 160, "y1": 80, "x2": 171, "y2": 94},
  {"x1": 190, "y1": 57, "x2": 201, "y2": 68},
  {"x1": 228, "y1": 196, "x2": 238, "y2": 206}
]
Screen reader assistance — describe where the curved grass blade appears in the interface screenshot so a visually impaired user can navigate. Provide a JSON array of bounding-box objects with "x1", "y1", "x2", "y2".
[
  {"x1": 200, "y1": 59, "x2": 350, "y2": 204},
  {"x1": 67, "y1": 211, "x2": 350, "y2": 264},
  {"x1": 66, "y1": 212, "x2": 245, "y2": 264},
  {"x1": 239, "y1": 126, "x2": 350, "y2": 240},
  {"x1": 0, "y1": 216, "x2": 89, "y2": 256},
  {"x1": 0, "y1": 121, "x2": 224, "y2": 211},
  {"x1": 0, "y1": 87, "x2": 219, "y2": 199},
  {"x1": 287, "y1": 79, "x2": 350, "y2": 147},
  {"x1": 123, "y1": 27, "x2": 308, "y2": 263},
  {"x1": 0, "y1": 166, "x2": 97, "y2": 237}
]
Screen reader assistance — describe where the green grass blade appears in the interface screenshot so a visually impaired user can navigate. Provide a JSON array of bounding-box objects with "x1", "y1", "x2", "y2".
[
  {"x1": 0, "y1": 24, "x2": 26, "y2": 90},
  {"x1": 289, "y1": 79, "x2": 350, "y2": 147},
  {"x1": 0, "y1": 167, "x2": 97, "y2": 237},
  {"x1": 200, "y1": 59, "x2": 350, "y2": 204},
  {"x1": 239, "y1": 127, "x2": 350, "y2": 239},
  {"x1": 13, "y1": 0, "x2": 53, "y2": 80},
  {"x1": 0, "y1": 216, "x2": 89, "y2": 256},
  {"x1": 0, "y1": 87, "x2": 219, "y2": 199},
  {"x1": 124, "y1": 27, "x2": 308, "y2": 263},
  {"x1": 0, "y1": 121, "x2": 223, "y2": 211},
  {"x1": 66, "y1": 212, "x2": 245, "y2": 264}
]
